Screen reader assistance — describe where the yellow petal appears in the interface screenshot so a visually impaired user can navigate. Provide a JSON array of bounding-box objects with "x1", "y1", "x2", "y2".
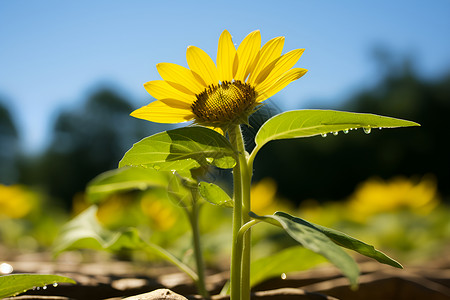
[
  {"x1": 159, "y1": 98, "x2": 193, "y2": 110},
  {"x1": 255, "y1": 48, "x2": 305, "y2": 91},
  {"x1": 247, "y1": 36, "x2": 285, "y2": 85},
  {"x1": 144, "y1": 80, "x2": 196, "y2": 103},
  {"x1": 186, "y1": 46, "x2": 219, "y2": 87},
  {"x1": 256, "y1": 68, "x2": 308, "y2": 102},
  {"x1": 157, "y1": 63, "x2": 205, "y2": 95},
  {"x1": 217, "y1": 30, "x2": 236, "y2": 82},
  {"x1": 234, "y1": 30, "x2": 261, "y2": 81},
  {"x1": 130, "y1": 100, "x2": 194, "y2": 123},
  {"x1": 208, "y1": 126, "x2": 225, "y2": 135}
]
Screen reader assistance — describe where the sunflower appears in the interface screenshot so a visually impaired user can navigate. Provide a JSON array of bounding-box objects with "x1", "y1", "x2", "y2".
[{"x1": 132, "y1": 30, "x2": 307, "y2": 133}]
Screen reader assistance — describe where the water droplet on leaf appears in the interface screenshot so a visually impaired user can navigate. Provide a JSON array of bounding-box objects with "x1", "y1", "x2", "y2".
[
  {"x1": 281, "y1": 273, "x2": 287, "y2": 280},
  {"x1": 42, "y1": 286, "x2": 47, "y2": 290},
  {"x1": 0, "y1": 263, "x2": 13, "y2": 274},
  {"x1": 333, "y1": 131, "x2": 338, "y2": 136},
  {"x1": 320, "y1": 133, "x2": 327, "y2": 137},
  {"x1": 343, "y1": 129, "x2": 349, "y2": 134},
  {"x1": 53, "y1": 283, "x2": 58, "y2": 287},
  {"x1": 363, "y1": 127, "x2": 371, "y2": 134}
]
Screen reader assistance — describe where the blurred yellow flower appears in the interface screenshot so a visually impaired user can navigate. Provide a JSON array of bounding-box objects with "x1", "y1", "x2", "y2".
[
  {"x1": 347, "y1": 175, "x2": 439, "y2": 221},
  {"x1": 141, "y1": 193, "x2": 178, "y2": 231},
  {"x1": 73, "y1": 192, "x2": 136, "y2": 227},
  {"x1": 132, "y1": 30, "x2": 307, "y2": 132},
  {"x1": 251, "y1": 177, "x2": 291, "y2": 215},
  {"x1": 0, "y1": 184, "x2": 36, "y2": 219},
  {"x1": 96, "y1": 194, "x2": 134, "y2": 226}
]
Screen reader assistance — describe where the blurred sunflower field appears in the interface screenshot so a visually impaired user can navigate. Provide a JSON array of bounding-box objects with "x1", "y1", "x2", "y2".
[
  {"x1": 1, "y1": 173, "x2": 448, "y2": 268},
  {"x1": 297, "y1": 175, "x2": 450, "y2": 263},
  {"x1": 0, "y1": 184, "x2": 68, "y2": 252}
]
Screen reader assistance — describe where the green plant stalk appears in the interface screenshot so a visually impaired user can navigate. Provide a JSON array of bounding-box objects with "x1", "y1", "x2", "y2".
[
  {"x1": 189, "y1": 193, "x2": 210, "y2": 299},
  {"x1": 229, "y1": 125, "x2": 243, "y2": 300},
  {"x1": 142, "y1": 241, "x2": 198, "y2": 283},
  {"x1": 240, "y1": 146, "x2": 252, "y2": 300},
  {"x1": 228, "y1": 125, "x2": 252, "y2": 300}
]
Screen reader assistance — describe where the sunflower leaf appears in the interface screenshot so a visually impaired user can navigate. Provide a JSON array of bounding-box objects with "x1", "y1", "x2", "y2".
[
  {"x1": 86, "y1": 167, "x2": 169, "y2": 203},
  {"x1": 0, "y1": 274, "x2": 76, "y2": 298},
  {"x1": 119, "y1": 126, "x2": 236, "y2": 170},
  {"x1": 252, "y1": 109, "x2": 420, "y2": 157},
  {"x1": 53, "y1": 206, "x2": 198, "y2": 281},
  {"x1": 198, "y1": 182, "x2": 233, "y2": 208},
  {"x1": 273, "y1": 212, "x2": 403, "y2": 269},
  {"x1": 53, "y1": 206, "x2": 145, "y2": 254},
  {"x1": 250, "y1": 211, "x2": 360, "y2": 288},
  {"x1": 250, "y1": 245, "x2": 327, "y2": 287}
]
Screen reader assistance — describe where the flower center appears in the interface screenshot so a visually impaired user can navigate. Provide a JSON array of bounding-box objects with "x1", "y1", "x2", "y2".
[{"x1": 191, "y1": 80, "x2": 257, "y2": 128}]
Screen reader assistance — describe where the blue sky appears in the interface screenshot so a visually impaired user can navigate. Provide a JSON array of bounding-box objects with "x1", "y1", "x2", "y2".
[{"x1": 1, "y1": 0, "x2": 450, "y2": 153}]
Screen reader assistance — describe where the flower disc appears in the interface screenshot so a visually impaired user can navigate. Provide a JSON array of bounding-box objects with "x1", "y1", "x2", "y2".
[{"x1": 191, "y1": 81, "x2": 257, "y2": 128}]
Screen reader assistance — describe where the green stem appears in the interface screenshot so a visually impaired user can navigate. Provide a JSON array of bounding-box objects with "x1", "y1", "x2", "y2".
[
  {"x1": 143, "y1": 241, "x2": 198, "y2": 283},
  {"x1": 241, "y1": 156, "x2": 252, "y2": 300},
  {"x1": 189, "y1": 193, "x2": 210, "y2": 299},
  {"x1": 232, "y1": 220, "x2": 261, "y2": 293},
  {"x1": 229, "y1": 125, "x2": 243, "y2": 300},
  {"x1": 238, "y1": 220, "x2": 261, "y2": 240},
  {"x1": 248, "y1": 147, "x2": 258, "y2": 175},
  {"x1": 228, "y1": 125, "x2": 253, "y2": 300}
]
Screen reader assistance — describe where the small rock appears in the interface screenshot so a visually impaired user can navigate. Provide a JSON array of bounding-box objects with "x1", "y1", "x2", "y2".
[{"x1": 122, "y1": 288, "x2": 188, "y2": 300}]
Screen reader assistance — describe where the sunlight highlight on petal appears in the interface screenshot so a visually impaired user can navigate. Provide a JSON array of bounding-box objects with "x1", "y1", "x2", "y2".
[
  {"x1": 256, "y1": 68, "x2": 308, "y2": 102},
  {"x1": 130, "y1": 100, "x2": 193, "y2": 123},
  {"x1": 234, "y1": 30, "x2": 261, "y2": 81},
  {"x1": 247, "y1": 36, "x2": 285, "y2": 85},
  {"x1": 144, "y1": 80, "x2": 196, "y2": 103},
  {"x1": 186, "y1": 46, "x2": 219, "y2": 87},
  {"x1": 256, "y1": 48, "x2": 305, "y2": 92},
  {"x1": 160, "y1": 98, "x2": 193, "y2": 110},
  {"x1": 217, "y1": 30, "x2": 236, "y2": 82},
  {"x1": 157, "y1": 63, "x2": 205, "y2": 94}
]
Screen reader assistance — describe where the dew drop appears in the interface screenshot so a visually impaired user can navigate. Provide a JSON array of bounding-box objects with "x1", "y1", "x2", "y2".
[
  {"x1": 0, "y1": 263, "x2": 13, "y2": 274},
  {"x1": 363, "y1": 127, "x2": 371, "y2": 134},
  {"x1": 332, "y1": 131, "x2": 339, "y2": 136},
  {"x1": 343, "y1": 129, "x2": 349, "y2": 134},
  {"x1": 42, "y1": 285, "x2": 48, "y2": 290},
  {"x1": 206, "y1": 157, "x2": 214, "y2": 164},
  {"x1": 36, "y1": 286, "x2": 40, "y2": 290},
  {"x1": 52, "y1": 283, "x2": 58, "y2": 287},
  {"x1": 281, "y1": 273, "x2": 287, "y2": 280},
  {"x1": 320, "y1": 133, "x2": 327, "y2": 137},
  {"x1": 378, "y1": 127, "x2": 383, "y2": 130}
]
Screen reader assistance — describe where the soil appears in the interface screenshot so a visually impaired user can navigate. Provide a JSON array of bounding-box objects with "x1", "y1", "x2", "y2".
[{"x1": 2, "y1": 250, "x2": 450, "y2": 300}]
